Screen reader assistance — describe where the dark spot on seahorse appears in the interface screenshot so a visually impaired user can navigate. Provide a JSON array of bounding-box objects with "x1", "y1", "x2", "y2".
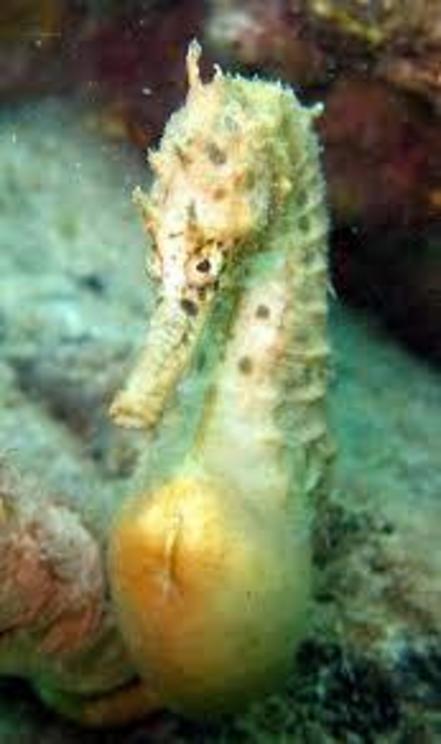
[
  {"x1": 238, "y1": 356, "x2": 253, "y2": 374},
  {"x1": 245, "y1": 171, "x2": 256, "y2": 189},
  {"x1": 175, "y1": 145, "x2": 191, "y2": 167},
  {"x1": 196, "y1": 351, "x2": 206, "y2": 371},
  {"x1": 196, "y1": 258, "x2": 211, "y2": 273},
  {"x1": 297, "y1": 189, "x2": 307, "y2": 207},
  {"x1": 298, "y1": 215, "x2": 310, "y2": 232},
  {"x1": 256, "y1": 304, "x2": 270, "y2": 319},
  {"x1": 206, "y1": 142, "x2": 227, "y2": 165},
  {"x1": 197, "y1": 287, "x2": 206, "y2": 300},
  {"x1": 188, "y1": 201, "x2": 197, "y2": 222},
  {"x1": 180, "y1": 298, "x2": 198, "y2": 317},
  {"x1": 233, "y1": 171, "x2": 246, "y2": 189},
  {"x1": 213, "y1": 187, "x2": 226, "y2": 200}
]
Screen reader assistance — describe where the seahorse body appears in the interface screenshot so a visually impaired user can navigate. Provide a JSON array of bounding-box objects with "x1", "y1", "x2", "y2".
[{"x1": 109, "y1": 42, "x2": 331, "y2": 717}]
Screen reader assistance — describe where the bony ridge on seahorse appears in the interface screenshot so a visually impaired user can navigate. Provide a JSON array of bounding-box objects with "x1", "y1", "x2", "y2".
[{"x1": 108, "y1": 40, "x2": 331, "y2": 717}]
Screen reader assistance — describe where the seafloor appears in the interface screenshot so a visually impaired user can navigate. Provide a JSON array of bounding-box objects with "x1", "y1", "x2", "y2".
[{"x1": 0, "y1": 99, "x2": 439, "y2": 743}]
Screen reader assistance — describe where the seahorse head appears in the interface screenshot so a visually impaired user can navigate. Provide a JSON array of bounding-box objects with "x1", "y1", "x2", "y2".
[{"x1": 110, "y1": 41, "x2": 321, "y2": 430}]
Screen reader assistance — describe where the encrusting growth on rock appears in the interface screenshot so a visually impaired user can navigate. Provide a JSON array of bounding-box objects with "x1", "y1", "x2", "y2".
[{"x1": 0, "y1": 461, "x2": 155, "y2": 726}]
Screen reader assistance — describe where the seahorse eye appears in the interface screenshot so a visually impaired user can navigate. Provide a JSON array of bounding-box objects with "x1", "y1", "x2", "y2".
[
  {"x1": 196, "y1": 258, "x2": 211, "y2": 273},
  {"x1": 187, "y1": 253, "x2": 219, "y2": 287}
]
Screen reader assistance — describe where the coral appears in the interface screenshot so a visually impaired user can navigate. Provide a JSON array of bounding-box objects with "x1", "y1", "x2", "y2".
[
  {"x1": 65, "y1": 0, "x2": 206, "y2": 149},
  {"x1": 205, "y1": 0, "x2": 327, "y2": 85},
  {"x1": 0, "y1": 0, "x2": 63, "y2": 44},
  {"x1": 304, "y1": 0, "x2": 441, "y2": 47},
  {"x1": 304, "y1": 0, "x2": 441, "y2": 110},
  {"x1": 319, "y1": 78, "x2": 441, "y2": 227}
]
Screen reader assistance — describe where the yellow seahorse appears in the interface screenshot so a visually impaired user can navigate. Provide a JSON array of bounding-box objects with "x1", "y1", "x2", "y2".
[
  {"x1": 109, "y1": 41, "x2": 331, "y2": 717},
  {"x1": 0, "y1": 42, "x2": 330, "y2": 724}
]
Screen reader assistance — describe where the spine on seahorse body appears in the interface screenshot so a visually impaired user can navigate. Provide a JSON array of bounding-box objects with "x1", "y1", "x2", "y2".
[{"x1": 274, "y1": 122, "x2": 331, "y2": 500}]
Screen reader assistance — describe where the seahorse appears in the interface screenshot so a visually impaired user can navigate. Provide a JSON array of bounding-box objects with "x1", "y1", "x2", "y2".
[{"x1": 108, "y1": 41, "x2": 331, "y2": 717}]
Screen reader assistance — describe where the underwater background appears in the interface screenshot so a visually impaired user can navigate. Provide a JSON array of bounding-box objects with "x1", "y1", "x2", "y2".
[{"x1": 0, "y1": 1, "x2": 440, "y2": 741}]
